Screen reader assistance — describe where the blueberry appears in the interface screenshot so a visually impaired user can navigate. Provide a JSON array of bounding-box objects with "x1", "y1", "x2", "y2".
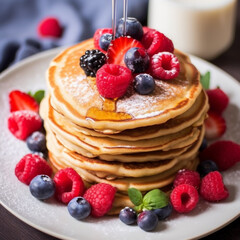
[
  {"x1": 137, "y1": 211, "x2": 158, "y2": 232},
  {"x1": 29, "y1": 175, "x2": 55, "y2": 200},
  {"x1": 68, "y1": 197, "x2": 91, "y2": 220},
  {"x1": 32, "y1": 151, "x2": 48, "y2": 160},
  {"x1": 119, "y1": 207, "x2": 137, "y2": 225},
  {"x1": 197, "y1": 160, "x2": 219, "y2": 177},
  {"x1": 99, "y1": 33, "x2": 112, "y2": 51},
  {"x1": 199, "y1": 138, "x2": 208, "y2": 152},
  {"x1": 152, "y1": 203, "x2": 173, "y2": 220},
  {"x1": 26, "y1": 131, "x2": 47, "y2": 153},
  {"x1": 124, "y1": 47, "x2": 149, "y2": 73},
  {"x1": 116, "y1": 17, "x2": 143, "y2": 41},
  {"x1": 134, "y1": 74, "x2": 155, "y2": 95}
]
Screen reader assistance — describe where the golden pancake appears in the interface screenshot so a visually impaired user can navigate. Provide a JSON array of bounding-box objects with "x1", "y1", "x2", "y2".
[{"x1": 47, "y1": 39, "x2": 202, "y2": 133}]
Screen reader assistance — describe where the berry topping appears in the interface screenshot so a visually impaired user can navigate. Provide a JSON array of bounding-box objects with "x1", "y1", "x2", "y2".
[
  {"x1": 116, "y1": 17, "x2": 144, "y2": 41},
  {"x1": 200, "y1": 171, "x2": 229, "y2": 202},
  {"x1": 8, "y1": 110, "x2": 42, "y2": 140},
  {"x1": 83, "y1": 183, "x2": 116, "y2": 217},
  {"x1": 197, "y1": 160, "x2": 219, "y2": 177},
  {"x1": 29, "y1": 175, "x2": 55, "y2": 200},
  {"x1": 99, "y1": 33, "x2": 113, "y2": 52},
  {"x1": 170, "y1": 184, "x2": 199, "y2": 213},
  {"x1": 93, "y1": 28, "x2": 112, "y2": 52},
  {"x1": 26, "y1": 131, "x2": 47, "y2": 153},
  {"x1": 15, "y1": 153, "x2": 52, "y2": 185},
  {"x1": 80, "y1": 49, "x2": 106, "y2": 77},
  {"x1": 134, "y1": 74, "x2": 155, "y2": 95},
  {"x1": 141, "y1": 30, "x2": 174, "y2": 57},
  {"x1": 9, "y1": 90, "x2": 39, "y2": 113},
  {"x1": 124, "y1": 47, "x2": 150, "y2": 73},
  {"x1": 96, "y1": 64, "x2": 132, "y2": 99},
  {"x1": 37, "y1": 17, "x2": 62, "y2": 38},
  {"x1": 152, "y1": 203, "x2": 173, "y2": 220},
  {"x1": 150, "y1": 52, "x2": 180, "y2": 80},
  {"x1": 204, "y1": 111, "x2": 226, "y2": 139},
  {"x1": 173, "y1": 169, "x2": 201, "y2": 190},
  {"x1": 200, "y1": 140, "x2": 240, "y2": 171},
  {"x1": 119, "y1": 207, "x2": 137, "y2": 225},
  {"x1": 137, "y1": 211, "x2": 158, "y2": 232},
  {"x1": 53, "y1": 168, "x2": 85, "y2": 204},
  {"x1": 68, "y1": 197, "x2": 91, "y2": 220},
  {"x1": 207, "y1": 88, "x2": 229, "y2": 115},
  {"x1": 142, "y1": 26, "x2": 153, "y2": 34},
  {"x1": 107, "y1": 36, "x2": 143, "y2": 66}
]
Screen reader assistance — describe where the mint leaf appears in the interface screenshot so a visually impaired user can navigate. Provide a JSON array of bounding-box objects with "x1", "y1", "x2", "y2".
[
  {"x1": 128, "y1": 188, "x2": 143, "y2": 206},
  {"x1": 200, "y1": 71, "x2": 210, "y2": 90},
  {"x1": 33, "y1": 90, "x2": 45, "y2": 104},
  {"x1": 142, "y1": 189, "x2": 168, "y2": 210}
]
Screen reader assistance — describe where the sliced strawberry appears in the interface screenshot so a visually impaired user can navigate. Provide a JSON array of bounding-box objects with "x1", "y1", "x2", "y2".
[
  {"x1": 141, "y1": 30, "x2": 174, "y2": 57},
  {"x1": 107, "y1": 36, "x2": 143, "y2": 66},
  {"x1": 204, "y1": 111, "x2": 226, "y2": 139},
  {"x1": 206, "y1": 88, "x2": 229, "y2": 115},
  {"x1": 93, "y1": 28, "x2": 112, "y2": 53},
  {"x1": 9, "y1": 90, "x2": 39, "y2": 113},
  {"x1": 200, "y1": 141, "x2": 240, "y2": 171}
]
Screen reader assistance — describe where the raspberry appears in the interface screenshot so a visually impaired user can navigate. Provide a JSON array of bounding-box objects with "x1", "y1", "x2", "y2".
[
  {"x1": 200, "y1": 141, "x2": 240, "y2": 171},
  {"x1": 173, "y1": 169, "x2": 201, "y2": 190},
  {"x1": 8, "y1": 110, "x2": 42, "y2": 140},
  {"x1": 141, "y1": 30, "x2": 174, "y2": 56},
  {"x1": 150, "y1": 52, "x2": 180, "y2": 80},
  {"x1": 37, "y1": 17, "x2": 62, "y2": 38},
  {"x1": 93, "y1": 28, "x2": 112, "y2": 53},
  {"x1": 200, "y1": 171, "x2": 229, "y2": 202},
  {"x1": 170, "y1": 184, "x2": 199, "y2": 213},
  {"x1": 206, "y1": 88, "x2": 229, "y2": 115},
  {"x1": 15, "y1": 154, "x2": 52, "y2": 185},
  {"x1": 53, "y1": 168, "x2": 85, "y2": 204},
  {"x1": 83, "y1": 183, "x2": 116, "y2": 217},
  {"x1": 96, "y1": 64, "x2": 132, "y2": 99}
]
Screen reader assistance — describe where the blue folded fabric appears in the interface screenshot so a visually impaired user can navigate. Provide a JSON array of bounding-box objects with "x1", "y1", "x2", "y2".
[{"x1": 0, "y1": 0, "x2": 148, "y2": 72}]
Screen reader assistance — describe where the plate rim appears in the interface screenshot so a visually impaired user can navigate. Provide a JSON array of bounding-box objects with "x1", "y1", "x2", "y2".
[{"x1": 0, "y1": 47, "x2": 240, "y2": 240}]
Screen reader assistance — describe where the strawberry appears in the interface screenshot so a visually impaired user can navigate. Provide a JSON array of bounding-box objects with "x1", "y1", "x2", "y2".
[
  {"x1": 142, "y1": 26, "x2": 153, "y2": 34},
  {"x1": 93, "y1": 28, "x2": 112, "y2": 53},
  {"x1": 200, "y1": 141, "x2": 240, "y2": 171},
  {"x1": 204, "y1": 111, "x2": 226, "y2": 139},
  {"x1": 206, "y1": 88, "x2": 229, "y2": 115},
  {"x1": 9, "y1": 90, "x2": 39, "y2": 113},
  {"x1": 107, "y1": 36, "x2": 143, "y2": 66}
]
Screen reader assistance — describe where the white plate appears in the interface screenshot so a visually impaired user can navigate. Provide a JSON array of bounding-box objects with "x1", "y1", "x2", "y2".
[{"x1": 0, "y1": 49, "x2": 240, "y2": 240}]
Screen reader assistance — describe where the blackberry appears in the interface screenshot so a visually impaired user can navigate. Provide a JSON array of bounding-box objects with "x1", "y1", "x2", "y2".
[{"x1": 80, "y1": 49, "x2": 106, "y2": 77}]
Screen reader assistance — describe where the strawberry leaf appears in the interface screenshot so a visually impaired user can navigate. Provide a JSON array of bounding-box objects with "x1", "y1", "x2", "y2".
[
  {"x1": 200, "y1": 71, "x2": 210, "y2": 90},
  {"x1": 128, "y1": 188, "x2": 143, "y2": 206},
  {"x1": 33, "y1": 90, "x2": 45, "y2": 104}
]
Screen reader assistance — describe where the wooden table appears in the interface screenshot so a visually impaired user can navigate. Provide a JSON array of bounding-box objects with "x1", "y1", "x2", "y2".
[{"x1": 1, "y1": 3, "x2": 239, "y2": 240}]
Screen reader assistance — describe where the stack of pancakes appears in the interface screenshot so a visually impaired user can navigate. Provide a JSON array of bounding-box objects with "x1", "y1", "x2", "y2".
[{"x1": 40, "y1": 39, "x2": 208, "y2": 214}]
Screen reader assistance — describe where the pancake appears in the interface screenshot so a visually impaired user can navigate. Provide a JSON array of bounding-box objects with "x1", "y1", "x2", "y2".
[
  {"x1": 42, "y1": 89, "x2": 208, "y2": 141},
  {"x1": 46, "y1": 125, "x2": 203, "y2": 178},
  {"x1": 47, "y1": 38, "x2": 202, "y2": 133}
]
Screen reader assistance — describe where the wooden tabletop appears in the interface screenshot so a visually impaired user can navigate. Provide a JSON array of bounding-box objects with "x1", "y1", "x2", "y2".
[{"x1": 1, "y1": 3, "x2": 240, "y2": 240}]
